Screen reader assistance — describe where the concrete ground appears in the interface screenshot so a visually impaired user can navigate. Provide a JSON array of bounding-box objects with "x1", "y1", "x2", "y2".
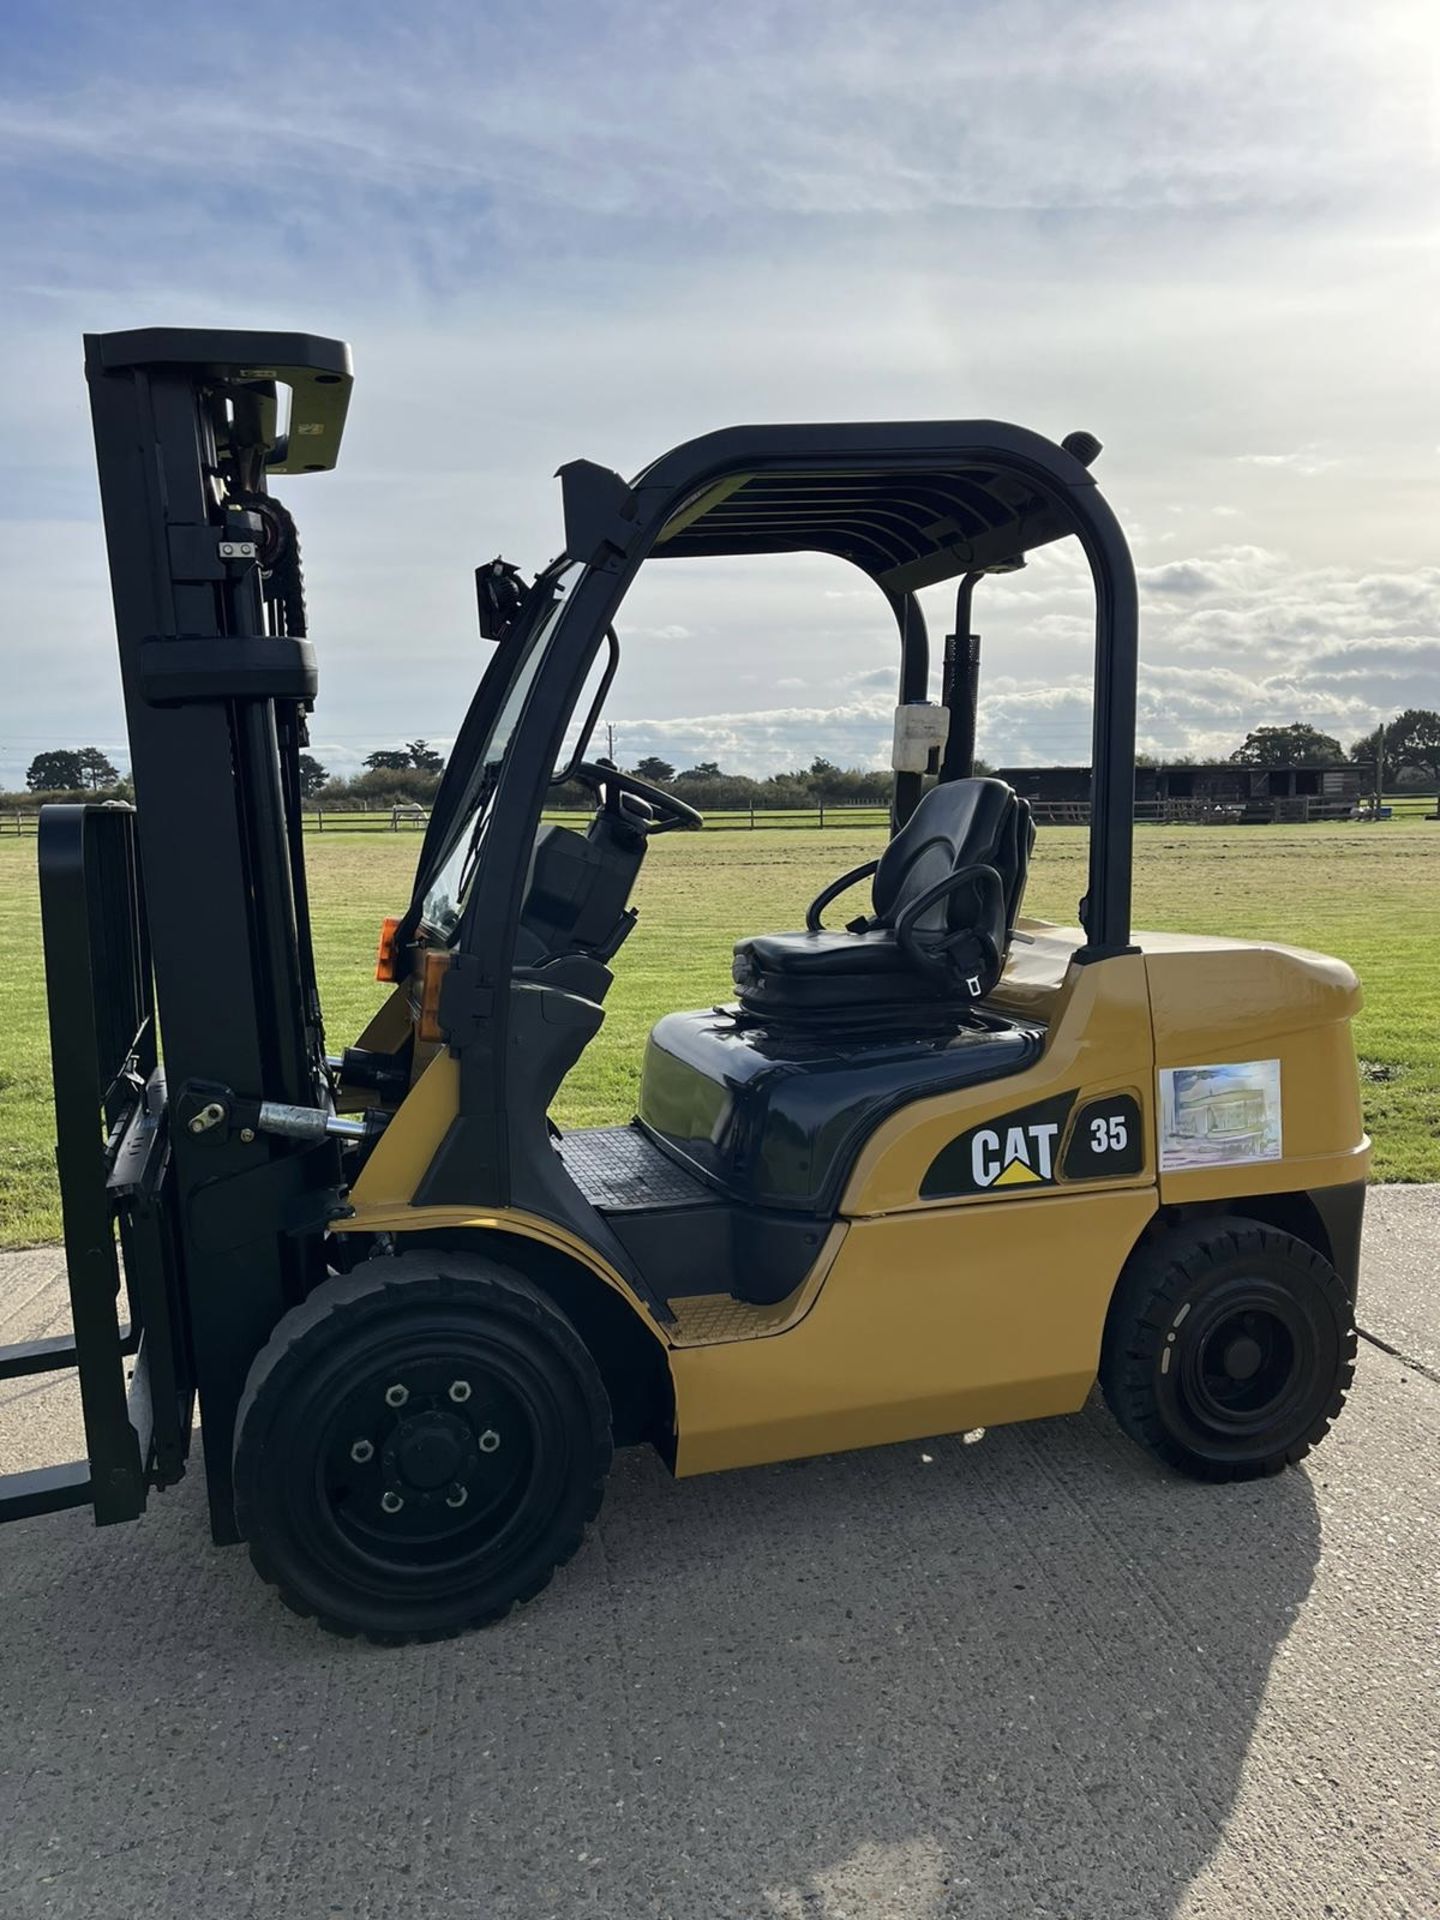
[{"x1": 1, "y1": 1193, "x2": 1437, "y2": 1920}]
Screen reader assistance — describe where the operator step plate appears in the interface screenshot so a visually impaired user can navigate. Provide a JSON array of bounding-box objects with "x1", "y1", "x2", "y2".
[{"x1": 555, "y1": 1125, "x2": 717, "y2": 1213}]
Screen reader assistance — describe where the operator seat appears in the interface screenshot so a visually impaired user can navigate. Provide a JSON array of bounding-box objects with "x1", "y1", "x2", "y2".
[{"x1": 731, "y1": 777, "x2": 1034, "y2": 1021}]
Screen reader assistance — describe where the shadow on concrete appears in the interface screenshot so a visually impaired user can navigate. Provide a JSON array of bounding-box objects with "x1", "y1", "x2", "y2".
[{"x1": 0, "y1": 1394, "x2": 1318, "y2": 1919}]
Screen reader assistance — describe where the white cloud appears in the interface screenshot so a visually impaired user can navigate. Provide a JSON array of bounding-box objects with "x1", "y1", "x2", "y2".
[
  {"x1": 1236, "y1": 447, "x2": 1338, "y2": 477},
  {"x1": 1137, "y1": 561, "x2": 1220, "y2": 597},
  {"x1": 2, "y1": 3, "x2": 1432, "y2": 235}
]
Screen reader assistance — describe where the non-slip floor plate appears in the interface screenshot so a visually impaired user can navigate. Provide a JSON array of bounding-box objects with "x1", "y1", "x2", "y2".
[{"x1": 556, "y1": 1125, "x2": 715, "y2": 1213}]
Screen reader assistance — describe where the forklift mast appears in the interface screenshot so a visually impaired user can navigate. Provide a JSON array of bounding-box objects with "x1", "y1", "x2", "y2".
[{"x1": 0, "y1": 331, "x2": 354, "y2": 1541}]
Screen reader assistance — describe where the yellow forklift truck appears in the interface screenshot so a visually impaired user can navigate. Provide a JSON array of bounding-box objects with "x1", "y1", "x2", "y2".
[{"x1": 0, "y1": 330, "x2": 1366, "y2": 1642}]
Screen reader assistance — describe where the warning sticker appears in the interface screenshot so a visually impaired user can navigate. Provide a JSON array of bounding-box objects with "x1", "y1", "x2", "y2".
[{"x1": 1158, "y1": 1059, "x2": 1282, "y2": 1172}]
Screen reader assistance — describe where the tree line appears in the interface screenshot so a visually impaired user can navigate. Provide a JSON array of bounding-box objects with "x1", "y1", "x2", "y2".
[
  {"x1": 22, "y1": 746, "x2": 124, "y2": 793},
  {"x1": 13, "y1": 714, "x2": 1440, "y2": 812},
  {"x1": 1223, "y1": 716, "x2": 1440, "y2": 785},
  {"x1": 295, "y1": 750, "x2": 901, "y2": 813}
]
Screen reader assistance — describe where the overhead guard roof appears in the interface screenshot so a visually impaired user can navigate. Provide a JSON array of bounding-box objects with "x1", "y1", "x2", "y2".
[{"x1": 635, "y1": 423, "x2": 1099, "y2": 593}]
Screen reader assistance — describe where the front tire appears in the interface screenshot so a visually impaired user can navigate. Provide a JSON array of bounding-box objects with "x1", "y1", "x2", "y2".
[
  {"x1": 233, "y1": 1253, "x2": 612, "y2": 1643},
  {"x1": 1099, "y1": 1219, "x2": 1355, "y2": 1482}
]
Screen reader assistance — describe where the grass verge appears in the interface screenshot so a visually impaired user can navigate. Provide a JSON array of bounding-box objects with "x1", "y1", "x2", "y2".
[{"x1": 1, "y1": 819, "x2": 1435, "y2": 1247}]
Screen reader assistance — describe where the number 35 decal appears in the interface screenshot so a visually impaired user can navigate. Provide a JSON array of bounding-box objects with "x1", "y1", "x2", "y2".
[
  {"x1": 1090, "y1": 1113, "x2": 1129, "y2": 1153},
  {"x1": 1064, "y1": 1095, "x2": 1144, "y2": 1179}
]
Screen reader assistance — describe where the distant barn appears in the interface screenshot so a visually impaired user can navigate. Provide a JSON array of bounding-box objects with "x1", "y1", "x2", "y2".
[{"x1": 997, "y1": 762, "x2": 1374, "y2": 825}]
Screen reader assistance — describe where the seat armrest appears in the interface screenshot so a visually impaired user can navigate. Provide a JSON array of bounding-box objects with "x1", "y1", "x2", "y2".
[{"x1": 805, "y1": 858, "x2": 880, "y2": 932}]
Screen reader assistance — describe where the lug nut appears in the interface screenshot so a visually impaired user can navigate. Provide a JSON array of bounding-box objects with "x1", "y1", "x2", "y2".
[
  {"x1": 444, "y1": 1485, "x2": 469, "y2": 1509},
  {"x1": 384, "y1": 1383, "x2": 409, "y2": 1408},
  {"x1": 350, "y1": 1438, "x2": 375, "y2": 1464},
  {"x1": 478, "y1": 1428, "x2": 501, "y2": 1454},
  {"x1": 380, "y1": 1490, "x2": 404, "y2": 1514},
  {"x1": 448, "y1": 1380, "x2": 472, "y2": 1404}
]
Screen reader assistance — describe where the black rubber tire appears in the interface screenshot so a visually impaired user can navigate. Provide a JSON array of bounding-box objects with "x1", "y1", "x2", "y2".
[
  {"x1": 1099, "y1": 1218, "x2": 1356, "y2": 1482},
  {"x1": 233, "y1": 1253, "x2": 612, "y2": 1643}
]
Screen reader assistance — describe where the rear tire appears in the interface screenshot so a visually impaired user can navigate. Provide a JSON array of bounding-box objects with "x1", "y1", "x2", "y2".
[
  {"x1": 1099, "y1": 1218, "x2": 1355, "y2": 1482},
  {"x1": 233, "y1": 1253, "x2": 612, "y2": 1643}
]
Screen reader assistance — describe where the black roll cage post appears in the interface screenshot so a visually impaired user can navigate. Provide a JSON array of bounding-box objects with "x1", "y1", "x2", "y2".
[
  {"x1": 940, "y1": 570, "x2": 985, "y2": 784},
  {"x1": 414, "y1": 423, "x2": 1139, "y2": 1220},
  {"x1": 884, "y1": 584, "x2": 931, "y2": 828}
]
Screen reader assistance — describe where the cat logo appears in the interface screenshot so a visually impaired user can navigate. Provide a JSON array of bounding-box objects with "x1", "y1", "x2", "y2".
[
  {"x1": 971, "y1": 1121, "x2": 1060, "y2": 1189},
  {"x1": 920, "y1": 1091, "x2": 1077, "y2": 1199}
]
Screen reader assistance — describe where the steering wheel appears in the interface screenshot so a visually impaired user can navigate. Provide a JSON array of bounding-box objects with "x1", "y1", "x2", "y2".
[{"x1": 575, "y1": 761, "x2": 704, "y2": 835}]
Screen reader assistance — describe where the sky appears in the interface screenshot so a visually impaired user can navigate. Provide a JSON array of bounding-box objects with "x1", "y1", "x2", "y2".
[{"x1": 0, "y1": 0, "x2": 1436, "y2": 786}]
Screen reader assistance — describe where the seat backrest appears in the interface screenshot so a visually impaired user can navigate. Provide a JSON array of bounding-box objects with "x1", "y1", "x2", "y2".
[{"x1": 870, "y1": 777, "x2": 1033, "y2": 945}]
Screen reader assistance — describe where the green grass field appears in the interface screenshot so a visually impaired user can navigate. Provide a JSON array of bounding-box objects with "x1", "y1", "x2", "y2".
[{"x1": 1, "y1": 819, "x2": 1436, "y2": 1247}]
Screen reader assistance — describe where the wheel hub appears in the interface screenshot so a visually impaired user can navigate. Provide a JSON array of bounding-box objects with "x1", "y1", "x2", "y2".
[
  {"x1": 390, "y1": 1411, "x2": 470, "y2": 1491},
  {"x1": 324, "y1": 1352, "x2": 533, "y2": 1556},
  {"x1": 1221, "y1": 1334, "x2": 1264, "y2": 1382}
]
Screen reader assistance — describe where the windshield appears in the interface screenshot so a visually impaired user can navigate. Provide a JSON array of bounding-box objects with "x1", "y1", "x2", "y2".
[{"x1": 419, "y1": 564, "x2": 581, "y2": 939}]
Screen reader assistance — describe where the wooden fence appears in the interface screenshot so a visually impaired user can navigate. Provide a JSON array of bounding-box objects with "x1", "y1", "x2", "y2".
[
  {"x1": 306, "y1": 805, "x2": 431, "y2": 832},
  {"x1": 1023, "y1": 796, "x2": 1438, "y2": 826},
  {"x1": 298, "y1": 802, "x2": 896, "y2": 833},
  {"x1": 1024, "y1": 797, "x2": 1358, "y2": 827},
  {"x1": 5, "y1": 794, "x2": 1437, "y2": 838}
]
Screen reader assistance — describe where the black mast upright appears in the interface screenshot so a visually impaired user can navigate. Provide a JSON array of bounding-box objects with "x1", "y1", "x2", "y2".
[{"x1": 82, "y1": 329, "x2": 352, "y2": 1539}]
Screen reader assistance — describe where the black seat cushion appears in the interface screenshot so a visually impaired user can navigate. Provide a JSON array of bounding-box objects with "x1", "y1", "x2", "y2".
[
  {"x1": 741, "y1": 929, "x2": 917, "y2": 979},
  {"x1": 733, "y1": 928, "x2": 954, "y2": 1013},
  {"x1": 733, "y1": 778, "x2": 1033, "y2": 1020}
]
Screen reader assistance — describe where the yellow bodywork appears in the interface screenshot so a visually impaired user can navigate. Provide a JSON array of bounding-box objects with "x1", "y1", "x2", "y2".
[
  {"x1": 669, "y1": 1189, "x2": 1155, "y2": 1473},
  {"x1": 333, "y1": 921, "x2": 1369, "y2": 1479}
]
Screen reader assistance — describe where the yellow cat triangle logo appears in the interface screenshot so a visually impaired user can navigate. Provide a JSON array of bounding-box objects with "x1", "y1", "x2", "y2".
[
  {"x1": 993, "y1": 1156, "x2": 1042, "y2": 1186},
  {"x1": 967, "y1": 1118, "x2": 1062, "y2": 1190}
]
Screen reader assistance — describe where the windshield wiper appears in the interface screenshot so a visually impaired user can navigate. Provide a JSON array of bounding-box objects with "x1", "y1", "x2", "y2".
[{"x1": 455, "y1": 761, "x2": 503, "y2": 897}]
